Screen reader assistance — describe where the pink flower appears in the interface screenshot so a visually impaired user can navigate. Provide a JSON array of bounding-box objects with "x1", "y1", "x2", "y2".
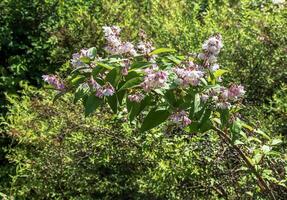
[
  {"x1": 173, "y1": 66, "x2": 204, "y2": 87},
  {"x1": 128, "y1": 92, "x2": 145, "y2": 103},
  {"x1": 102, "y1": 83, "x2": 115, "y2": 96},
  {"x1": 95, "y1": 82, "x2": 115, "y2": 98},
  {"x1": 88, "y1": 77, "x2": 101, "y2": 90},
  {"x1": 170, "y1": 110, "x2": 192, "y2": 127},
  {"x1": 42, "y1": 75, "x2": 65, "y2": 90},
  {"x1": 141, "y1": 69, "x2": 168, "y2": 92},
  {"x1": 202, "y1": 35, "x2": 223, "y2": 55},
  {"x1": 228, "y1": 85, "x2": 245, "y2": 99}
]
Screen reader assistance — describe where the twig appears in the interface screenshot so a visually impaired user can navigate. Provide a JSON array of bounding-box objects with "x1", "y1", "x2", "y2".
[{"x1": 212, "y1": 126, "x2": 276, "y2": 200}]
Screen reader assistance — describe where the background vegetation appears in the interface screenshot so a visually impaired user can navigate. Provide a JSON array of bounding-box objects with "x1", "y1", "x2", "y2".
[{"x1": 0, "y1": 0, "x2": 286, "y2": 199}]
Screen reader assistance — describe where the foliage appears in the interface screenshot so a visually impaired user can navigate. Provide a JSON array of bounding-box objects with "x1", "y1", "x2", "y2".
[
  {"x1": 0, "y1": 0, "x2": 286, "y2": 199},
  {"x1": 1, "y1": 89, "x2": 286, "y2": 199},
  {"x1": 41, "y1": 25, "x2": 287, "y2": 199}
]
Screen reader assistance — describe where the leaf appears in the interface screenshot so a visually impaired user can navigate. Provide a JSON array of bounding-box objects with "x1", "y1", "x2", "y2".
[
  {"x1": 84, "y1": 94, "x2": 102, "y2": 116},
  {"x1": 255, "y1": 129, "x2": 271, "y2": 140},
  {"x1": 106, "y1": 67, "x2": 120, "y2": 87},
  {"x1": 166, "y1": 55, "x2": 182, "y2": 64},
  {"x1": 219, "y1": 109, "x2": 229, "y2": 127},
  {"x1": 140, "y1": 109, "x2": 170, "y2": 132},
  {"x1": 117, "y1": 90, "x2": 126, "y2": 106},
  {"x1": 164, "y1": 90, "x2": 177, "y2": 107},
  {"x1": 87, "y1": 47, "x2": 97, "y2": 58},
  {"x1": 261, "y1": 145, "x2": 271, "y2": 154},
  {"x1": 214, "y1": 69, "x2": 228, "y2": 78},
  {"x1": 271, "y1": 139, "x2": 282, "y2": 146},
  {"x1": 188, "y1": 122, "x2": 200, "y2": 132},
  {"x1": 70, "y1": 75, "x2": 86, "y2": 85},
  {"x1": 130, "y1": 62, "x2": 151, "y2": 70},
  {"x1": 74, "y1": 85, "x2": 89, "y2": 103},
  {"x1": 129, "y1": 102, "x2": 141, "y2": 122},
  {"x1": 119, "y1": 77, "x2": 143, "y2": 91},
  {"x1": 231, "y1": 119, "x2": 242, "y2": 142},
  {"x1": 231, "y1": 120, "x2": 242, "y2": 134},
  {"x1": 199, "y1": 119, "x2": 213, "y2": 133},
  {"x1": 149, "y1": 48, "x2": 176, "y2": 55},
  {"x1": 107, "y1": 94, "x2": 118, "y2": 113},
  {"x1": 193, "y1": 94, "x2": 201, "y2": 113},
  {"x1": 242, "y1": 123, "x2": 254, "y2": 131},
  {"x1": 92, "y1": 66, "x2": 103, "y2": 78},
  {"x1": 128, "y1": 95, "x2": 151, "y2": 122},
  {"x1": 97, "y1": 62, "x2": 114, "y2": 70},
  {"x1": 80, "y1": 57, "x2": 91, "y2": 64},
  {"x1": 234, "y1": 140, "x2": 244, "y2": 145}
]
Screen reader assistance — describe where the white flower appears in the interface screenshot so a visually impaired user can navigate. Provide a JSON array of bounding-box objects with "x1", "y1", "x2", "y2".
[
  {"x1": 272, "y1": 0, "x2": 285, "y2": 5},
  {"x1": 210, "y1": 64, "x2": 219, "y2": 72}
]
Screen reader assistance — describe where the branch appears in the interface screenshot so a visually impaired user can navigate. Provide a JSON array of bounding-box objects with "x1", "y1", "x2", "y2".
[{"x1": 212, "y1": 126, "x2": 276, "y2": 200}]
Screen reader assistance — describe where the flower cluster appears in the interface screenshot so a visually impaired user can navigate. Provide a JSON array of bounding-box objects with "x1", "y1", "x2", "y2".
[
  {"x1": 44, "y1": 25, "x2": 247, "y2": 133},
  {"x1": 95, "y1": 82, "x2": 115, "y2": 98},
  {"x1": 173, "y1": 61, "x2": 204, "y2": 87},
  {"x1": 141, "y1": 68, "x2": 168, "y2": 92},
  {"x1": 170, "y1": 110, "x2": 192, "y2": 127},
  {"x1": 202, "y1": 84, "x2": 245, "y2": 109},
  {"x1": 198, "y1": 34, "x2": 223, "y2": 67},
  {"x1": 121, "y1": 60, "x2": 130, "y2": 76},
  {"x1": 103, "y1": 26, "x2": 137, "y2": 56},
  {"x1": 42, "y1": 75, "x2": 65, "y2": 91},
  {"x1": 128, "y1": 92, "x2": 145, "y2": 103},
  {"x1": 71, "y1": 47, "x2": 97, "y2": 69},
  {"x1": 137, "y1": 41, "x2": 154, "y2": 55}
]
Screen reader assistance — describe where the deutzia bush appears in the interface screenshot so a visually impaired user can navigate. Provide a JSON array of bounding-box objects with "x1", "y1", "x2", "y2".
[
  {"x1": 43, "y1": 26, "x2": 286, "y2": 199},
  {"x1": 43, "y1": 26, "x2": 245, "y2": 130}
]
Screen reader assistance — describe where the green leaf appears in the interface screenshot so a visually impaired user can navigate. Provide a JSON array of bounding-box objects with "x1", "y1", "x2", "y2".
[
  {"x1": 164, "y1": 90, "x2": 177, "y2": 107},
  {"x1": 130, "y1": 62, "x2": 151, "y2": 70},
  {"x1": 261, "y1": 145, "x2": 271, "y2": 154},
  {"x1": 107, "y1": 94, "x2": 118, "y2": 114},
  {"x1": 149, "y1": 48, "x2": 176, "y2": 55},
  {"x1": 70, "y1": 75, "x2": 86, "y2": 85},
  {"x1": 194, "y1": 94, "x2": 201, "y2": 113},
  {"x1": 234, "y1": 140, "x2": 244, "y2": 145},
  {"x1": 92, "y1": 66, "x2": 103, "y2": 78},
  {"x1": 117, "y1": 90, "x2": 126, "y2": 106},
  {"x1": 74, "y1": 85, "x2": 89, "y2": 103},
  {"x1": 231, "y1": 119, "x2": 242, "y2": 142},
  {"x1": 214, "y1": 69, "x2": 228, "y2": 78},
  {"x1": 119, "y1": 77, "x2": 143, "y2": 91},
  {"x1": 219, "y1": 109, "x2": 229, "y2": 127},
  {"x1": 140, "y1": 109, "x2": 170, "y2": 132},
  {"x1": 128, "y1": 96, "x2": 151, "y2": 122},
  {"x1": 84, "y1": 94, "x2": 102, "y2": 116},
  {"x1": 97, "y1": 62, "x2": 114, "y2": 70},
  {"x1": 87, "y1": 47, "x2": 97, "y2": 58},
  {"x1": 188, "y1": 122, "x2": 200, "y2": 132},
  {"x1": 199, "y1": 119, "x2": 213, "y2": 133},
  {"x1": 271, "y1": 139, "x2": 282, "y2": 146},
  {"x1": 106, "y1": 67, "x2": 120, "y2": 87},
  {"x1": 80, "y1": 57, "x2": 91, "y2": 64}
]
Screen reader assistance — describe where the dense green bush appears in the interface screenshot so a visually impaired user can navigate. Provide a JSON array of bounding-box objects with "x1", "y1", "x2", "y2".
[{"x1": 1, "y1": 89, "x2": 286, "y2": 199}]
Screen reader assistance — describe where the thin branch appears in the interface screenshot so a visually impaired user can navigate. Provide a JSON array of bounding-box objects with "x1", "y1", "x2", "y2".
[{"x1": 212, "y1": 126, "x2": 276, "y2": 200}]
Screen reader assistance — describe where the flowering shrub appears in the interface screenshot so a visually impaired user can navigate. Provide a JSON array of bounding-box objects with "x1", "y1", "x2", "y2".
[
  {"x1": 44, "y1": 26, "x2": 245, "y2": 130},
  {"x1": 43, "y1": 26, "x2": 286, "y2": 199}
]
